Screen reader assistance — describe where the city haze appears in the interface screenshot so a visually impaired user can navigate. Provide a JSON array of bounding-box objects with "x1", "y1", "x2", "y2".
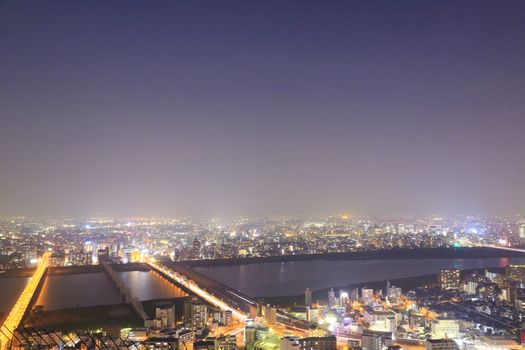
[{"x1": 1, "y1": 0, "x2": 525, "y2": 217}]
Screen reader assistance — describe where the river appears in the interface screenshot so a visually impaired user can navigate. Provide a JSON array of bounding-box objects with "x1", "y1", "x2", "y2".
[
  {"x1": 118, "y1": 270, "x2": 187, "y2": 300},
  {"x1": 34, "y1": 270, "x2": 186, "y2": 311},
  {"x1": 36, "y1": 273, "x2": 123, "y2": 310},
  {"x1": 4, "y1": 257, "x2": 525, "y2": 312},
  {"x1": 194, "y1": 257, "x2": 525, "y2": 297},
  {"x1": 0, "y1": 277, "x2": 30, "y2": 316}
]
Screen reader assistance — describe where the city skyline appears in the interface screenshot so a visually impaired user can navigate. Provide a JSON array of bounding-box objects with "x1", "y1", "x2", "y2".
[
  {"x1": 1, "y1": 0, "x2": 525, "y2": 217},
  {"x1": 3, "y1": 2, "x2": 525, "y2": 349}
]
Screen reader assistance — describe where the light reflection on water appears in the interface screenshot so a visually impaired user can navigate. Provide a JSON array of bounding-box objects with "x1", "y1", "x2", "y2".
[
  {"x1": 4, "y1": 257, "x2": 525, "y2": 311},
  {"x1": 34, "y1": 270, "x2": 187, "y2": 311},
  {"x1": 36, "y1": 273, "x2": 122, "y2": 310},
  {"x1": 0, "y1": 277, "x2": 30, "y2": 315},
  {"x1": 118, "y1": 270, "x2": 187, "y2": 300}
]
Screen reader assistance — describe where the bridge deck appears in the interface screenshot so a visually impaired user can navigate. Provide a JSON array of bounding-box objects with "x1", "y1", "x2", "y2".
[{"x1": 0, "y1": 252, "x2": 50, "y2": 350}]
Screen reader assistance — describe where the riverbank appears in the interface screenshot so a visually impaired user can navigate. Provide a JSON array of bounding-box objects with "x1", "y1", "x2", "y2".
[
  {"x1": 25, "y1": 296, "x2": 193, "y2": 331},
  {"x1": 260, "y1": 266, "x2": 506, "y2": 307},
  {"x1": 178, "y1": 247, "x2": 525, "y2": 267},
  {"x1": 48, "y1": 263, "x2": 150, "y2": 275},
  {"x1": 26, "y1": 303, "x2": 142, "y2": 330},
  {"x1": 1, "y1": 247, "x2": 522, "y2": 277},
  {"x1": 0, "y1": 267, "x2": 35, "y2": 278},
  {"x1": 0, "y1": 263, "x2": 151, "y2": 278}
]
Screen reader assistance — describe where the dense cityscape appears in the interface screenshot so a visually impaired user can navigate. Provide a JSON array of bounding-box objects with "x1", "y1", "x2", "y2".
[
  {"x1": 1, "y1": 215, "x2": 524, "y2": 269},
  {"x1": 2, "y1": 0, "x2": 525, "y2": 349},
  {"x1": 2, "y1": 216, "x2": 525, "y2": 350}
]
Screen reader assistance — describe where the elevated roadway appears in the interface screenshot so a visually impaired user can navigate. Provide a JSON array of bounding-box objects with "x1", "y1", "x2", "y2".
[
  {"x1": 146, "y1": 260, "x2": 248, "y2": 321},
  {"x1": 147, "y1": 261, "x2": 311, "y2": 334},
  {"x1": 0, "y1": 252, "x2": 50, "y2": 350}
]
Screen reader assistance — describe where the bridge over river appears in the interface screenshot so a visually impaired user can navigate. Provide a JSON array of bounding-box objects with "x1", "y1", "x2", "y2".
[{"x1": 0, "y1": 255, "x2": 310, "y2": 349}]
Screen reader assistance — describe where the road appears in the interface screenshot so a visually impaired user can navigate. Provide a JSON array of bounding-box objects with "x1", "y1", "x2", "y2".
[
  {"x1": 482, "y1": 244, "x2": 525, "y2": 254},
  {"x1": 167, "y1": 264, "x2": 257, "y2": 315},
  {"x1": 169, "y1": 263, "x2": 311, "y2": 332},
  {"x1": 146, "y1": 260, "x2": 249, "y2": 321},
  {"x1": 0, "y1": 252, "x2": 50, "y2": 350},
  {"x1": 443, "y1": 301, "x2": 516, "y2": 329},
  {"x1": 147, "y1": 260, "x2": 311, "y2": 340}
]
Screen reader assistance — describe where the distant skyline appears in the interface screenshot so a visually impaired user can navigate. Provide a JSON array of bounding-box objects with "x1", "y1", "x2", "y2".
[{"x1": 1, "y1": 0, "x2": 525, "y2": 218}]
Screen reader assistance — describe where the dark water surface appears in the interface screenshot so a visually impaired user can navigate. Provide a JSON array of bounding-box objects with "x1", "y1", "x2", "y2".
[
  {"x1": 195, "y1": 257, "x2": 525, "y2": 297},
  {"x1": 5, "y1": 257, "x2": 525, "y2": 312},
  {"x1": 118, "y1": 271, "x2": 187, "y2": 300},
  {"x1": 4, "y1": 269, "x2": 187, "y2": 313},
  {"x1": 0, "y1": 277, "x2": 30, "y2": 315},
  {"x1": 36, "y1": 273, "x2": 122, "y2": 310}
]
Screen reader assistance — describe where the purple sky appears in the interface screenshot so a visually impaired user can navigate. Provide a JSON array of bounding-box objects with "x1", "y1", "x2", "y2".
[{"x1": 1, "y1": 0, "x2": 524, "y2": 217}]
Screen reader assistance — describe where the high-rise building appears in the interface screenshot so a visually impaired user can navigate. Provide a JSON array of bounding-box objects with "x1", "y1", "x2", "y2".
[
  {"x1": 328, "y1": 288, "x2": 336, "y2": 308},
  {"x1": 305, "y1": 288, "x2": 312, "y2": 307},
  {"x1": 361, "y1": 331, "x2": 393, "y2": 350},
  {"x1": 183, "y1": 299, "x2": 194, "y2": 324},
  {"x1": 520, "y1": 224, "x2": 525, "y2": 241},
  {"x1": 245, "y1": 326, "x2": 256, "y2": 345},
  {"x1": 484, "y1": 269, "x2": 499, "y2": 283},
  {"x1": 249, "y1": 305, "x2": 258, "y2": 319},
  {"x1": 463, "y1": 281, "x2": 478, "y2": 295},
  {"x1": 365, "y1": 311, "x2": 397, "y2": 333},
  {"x1": 307, "y1": 307, "x2": 319, "y2": 323},
  {"x1": 361, "y1": 288, "x2": 374, "y2": 305},
  {"x1": 212, "y1": 309, "x2": 233, "y2": 326},
  {"x1": 438, "y1": 269, "x2": 461, "y2": 290},
  {"x1": 264, "y1": 304, "x2": 277, "y2": 325},
  {"x1": 155, "y1": 304, "x2": 176, "y2": 328},
  {"x1": 191, "y1": 303, "x2": 208, "y2": 330},
  {"x1": 386, "y1": 286, "x2": 402, "y2": 303},
  {"x1": 506, "y1": 264, "x2": 525, "y2": 282},
  {"x1": 222, "y1": 310, "x2": 232, "y2": 326},
  {"x1": 408, "y1": 310, "x2": 429, "y2": 329},
  {"x1": 338, "y1": 291, "x2": 350, "y2": 307},
  {"x1": 351, "y1": 288, "x2": 359, "y2": 301}
]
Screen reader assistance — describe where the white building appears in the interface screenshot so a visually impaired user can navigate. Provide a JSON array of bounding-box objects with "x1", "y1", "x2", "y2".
[{"x1": 431, "y1": 319, "x2": 459, "y2": 339}]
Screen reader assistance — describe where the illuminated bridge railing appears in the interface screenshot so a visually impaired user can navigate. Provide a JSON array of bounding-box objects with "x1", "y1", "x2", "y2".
[
  {"x1": 0, "y1": 252, "x2": 50, "y2": 350},
  {"x1": 146, "y1": 260, "x2": 248, "y2": 321}
]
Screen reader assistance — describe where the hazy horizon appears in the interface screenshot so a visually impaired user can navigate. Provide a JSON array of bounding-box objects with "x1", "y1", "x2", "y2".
[{"x1": 1, "y1": 1, "x2": 525, "y2": 218}]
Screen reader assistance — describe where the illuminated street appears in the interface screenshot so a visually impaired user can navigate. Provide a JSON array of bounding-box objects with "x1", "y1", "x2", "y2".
[
  {"x1": 0, "y1": 252, "x2": 50, "y2": 350},
  {"x1": 147, "y1": 260, "x2": 248, "y2": 322}
]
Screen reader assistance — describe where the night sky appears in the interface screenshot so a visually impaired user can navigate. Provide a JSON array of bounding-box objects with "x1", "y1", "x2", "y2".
[{"x1": 1, "y1": 1, "x2": 524, "y2": 217}]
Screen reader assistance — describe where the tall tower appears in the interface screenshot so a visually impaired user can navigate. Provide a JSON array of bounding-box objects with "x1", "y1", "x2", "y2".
[
  {"x1": 328, "y1": 288, "x2": 336, "y2": 308},
  {"x1": 305, "y1": 288, "x2": 312, "y2": 307},
  {"x1": 264, "y1": 304, "x2": 277, "y2": 325}
]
